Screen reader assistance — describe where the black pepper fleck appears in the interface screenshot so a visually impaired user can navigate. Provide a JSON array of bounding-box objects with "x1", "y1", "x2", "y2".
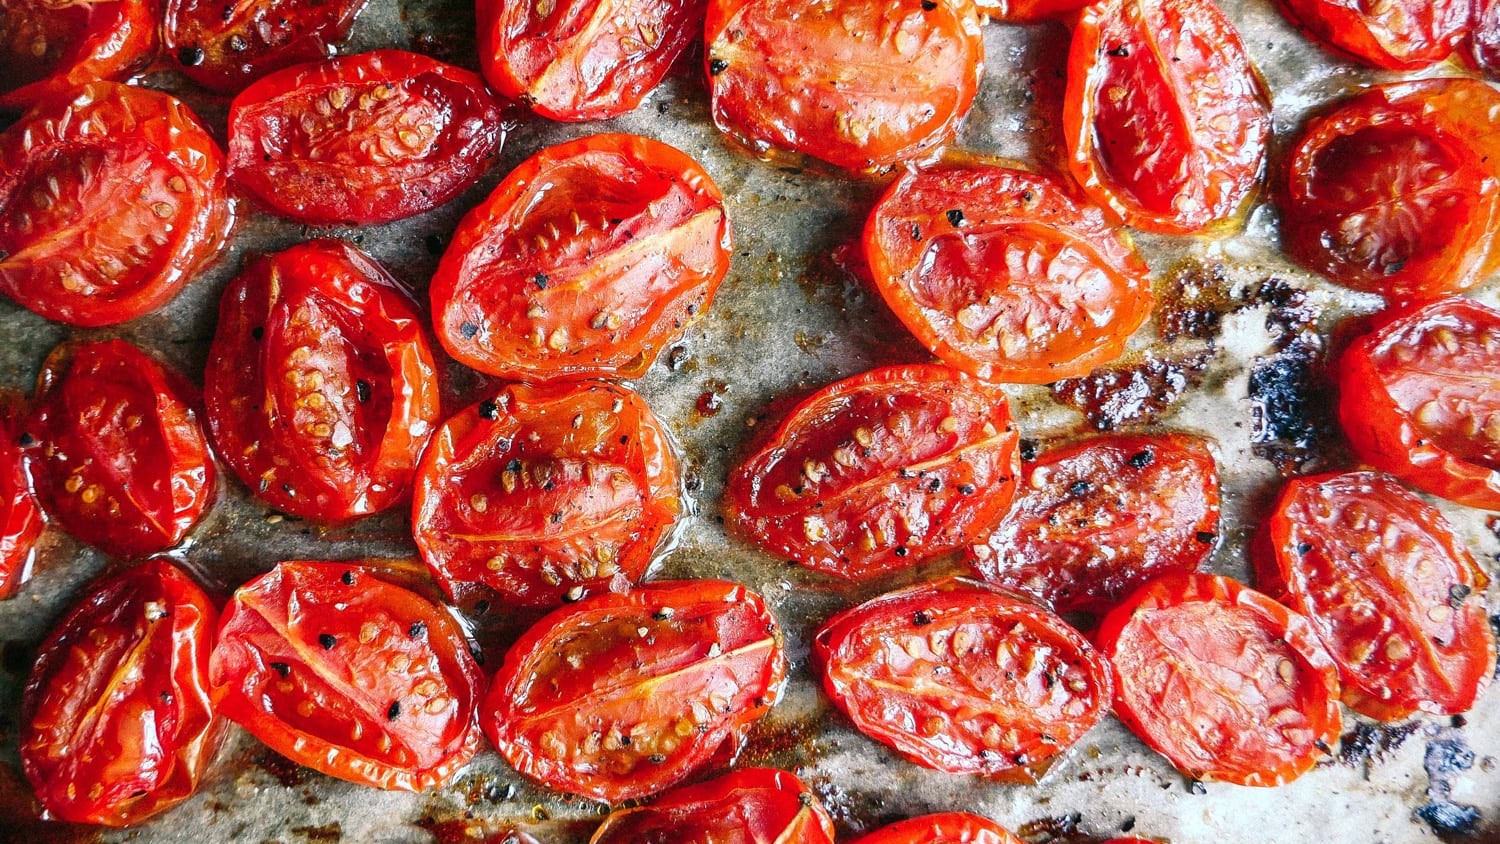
[
  {"x1": 478, "y1": 399, "x2": 500, "y2": 420},
  {"x1": 1127, "y1": 449, "x2": 1154, "y2": 468},
  {"x1": 270, "y1": 661, "x2": 291, "y2": 677},
  {"x1": 460, "y1": 322, "x2": 479, "y2": 339},
  {"x1": 387, "y1": 700, "x2": 401, "y2": 720},
  {"x1": 178, "y1": 46, "x2": 205, "y2": 66},
  {"x1": 318, "y1": 634, "x2": 336, "y2": 650},
  {"x1": 409, "y1": 621, "x2": 426, "y2": 639},
  {"x1": 913, "y1": 610, "x2": 933, "y2": 626},
  {"x1": 341, "y1": 570, "x2": 355, "y2": 585},
  {"x1": 709, "y1": 58, "x2": 728, "y2": 75},
  {"x1": 355, "y1": 380, "x2": 371, "y2": 403},
  {"x1": 945, "y1": 208, "x2": 965, "y2": 227}
]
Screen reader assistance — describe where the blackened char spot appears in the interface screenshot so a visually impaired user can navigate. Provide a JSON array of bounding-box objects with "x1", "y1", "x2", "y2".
[
  {"x1": 1337, "y1": 720, "x2": 1418, "y2": 773},
  {"x1": 1416, "y1": 727, "x2": 1484, "y2": 840},
  {"x1": 1051, "y1": 351, "x2": 1212, "y2": 431},
  {"x1": 1248, "y1": 336, "x2": 1340, "y2": 476}
]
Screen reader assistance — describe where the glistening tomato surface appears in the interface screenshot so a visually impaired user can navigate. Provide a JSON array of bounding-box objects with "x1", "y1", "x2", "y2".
[
  {"x1": 864, "y1": 166, "x2": 1153, "y2": 384},
  {"x1": 26, "y1": 340, "x2": 216, "y2": 558},
  {"x1": 1475, "y1": 0, "x2": 1500, "y2": 78},
  {"x1": 431, "y1": 133, "x2": 730, "y2": 381},
  {"x1": 21, "y1": 560, "x2": 221, "y2": 826},
  {"x1": 413, "y1": 381, "x2": 680, "y2": 607},
  {"x1": 589, "y1": 768, "x2": 836, "y2": 844},
  {"x1": 164, "y1": 0, "x2": 367, "y2": 92},
  {"x1": 725, "y1": 365, "x2": 1019, "y2": 580},
  {"x1": 0, "y1": 390, "x2": 42, "y2": 600},
  {"x1": 849, "y1": 813, "x2": 1024, "y2": 844},
  {"x1": 0, "y1": 0, "x2": 156, "y2": 110},
  {"x1": 1064, "y1": 0, "x2": 1269, "y2": 234},
  {"x1": 210, "y1": 561, "x2": 483, "y2": 791},
  {"x1": 1276, "y1": 0, "x2": 1466, "y2": 70},
  {"x1": 705, "y1": 0, "x2": 983, "y2": 171},
  {"x1": 974, "y1": 0, "x2": 1087, "y2": 21},
  {"x1": 1260, "y1": 471, "x2": 1495, "y2": 721},
  {"x1": 1095, "y1": 573, "x2": 1341, "y2": 787},
  {"x1": 205, "y1": 240, "x2": 441, "y2": 522},
  {"x1": 483, "y1": 580, "x2": 785, "y2": 803},
  {"x1": 0, "y1": 82, "x2": 233, "y2": 327},
  {"x1": 227, "y1": 49, "x2": 507, "y2": 225}
]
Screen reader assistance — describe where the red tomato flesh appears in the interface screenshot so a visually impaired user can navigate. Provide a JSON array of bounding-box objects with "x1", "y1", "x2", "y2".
[
  {"x1": 0, "y1": 390, "x2": 42, "y2": 599},
  {"x1": 164, "y1": 0, "x2": 367, "y2": 92},
  {"x1": 0, "y1": 0, "x2": 156, "y2": 110},
  {"x1": 588, "y1": 767, "x2": 836, "y2": 844},
  {"x1": 849, "y1": 812, "x2": 1024, "y2": 844},
  {"x1": 1276, "y1": 0, "x2": 1467, "y2": 70}
]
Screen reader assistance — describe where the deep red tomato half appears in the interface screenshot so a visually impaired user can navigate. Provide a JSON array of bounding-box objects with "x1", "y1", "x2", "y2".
[
  {"x1": 970, "y1": 433, "x2": 1220, "y2": 615},
  {"x1": 815, "y1": 579, "x2": 1112, "y2": 780},
  {"x1": 1095, "y1": 573, "x2": 1341, "y2": 787},
  {"x1": 0, "y1": 82, "x2": 233, "y2": 327},
  {"x1": 21, "y1": 559, "x2": 221, "y2": 826},
  {"x1": 705, "y1": 0, "x2": 984, "y2": 171},
  {"x1": 589, "y1": 768, "x2": 836, "y2": 844},
  {"x1": 725, "y1": 365, "x2": 1019, "y2": 581},
  {"x1": 204, "y1": 240, "x2": 441, "y2": 522},
  {"x1": 864, "y1": 166, "x2": 1153, "y2": 384},
  {"x1": 0, "y1": 0, "x2": 156, "y2": 111},
  {"x1": 483, "y1": 579, "x2": 785, "y2": 803},
  {"x1": 1064, "y1": 0, "x2": 1270, "y2": 234},
  {"x1": 1276, "y1": 0, "x2": 1466, "y2": 70},
  {"x1": 164, "y1": 0, "x2": 366, "y2": 92},
  {"x1": 210, "y1": 561, "x2": 483, "y2": 791},
  {"x1": 1475, "y1": 0, "x2": 1500, "y2": 78},
  {"x1": 26, "y1": 340, "x2": 216, "y2": 558},
  {"x1": 227, "y1": 49, "x2": 507, "y2": 225},
  {"x1": 849, "y1": 813, "x2": 1024, "y2": 844},
  {"x1": 431, "y1": 133, "x2": 730, "y2": 381},
  {"x1": 1259, "y1": 471, "x2": 1495, "y2": 721},
  {"x1": 0, "y1": 390, "x2": 43, "y2": 599}
]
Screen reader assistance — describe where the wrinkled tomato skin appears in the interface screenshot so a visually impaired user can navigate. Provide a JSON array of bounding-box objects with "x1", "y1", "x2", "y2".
[
  {"x1": 589, "y1": 768, "x2": 836, "y2": 844},
  {"x1": 27, "y1": 340, "x2": 216, "y2": 559},
  {"x1": 228, "y1": 49, "x2": 507, "y2": 225},
  {"x1": 1259, "y1": 471, "x2": 1495, "y2": 721},
  {"x1": 1094, "y1": 573, "x2": 1341, "y2": 787},
  {"x1": 432, "y1": 133, "x2": 730, "y2": 382},
  {"x1": 204, "y1": 240, "x2": 441, "y2": 522},
  {"x1": 0, "y1": 390, "x2": 43, "y2": 600},
  {"x1": 1276, "y1": 0, "x2": 1466, "y2": 70},
  {"x1": 0, "y1": 83, "x2": 233, "y2": 327},
  {"x1": 0, "y1": 0, "x2": 156, "y2": 111},
  {"x1": 21, "y1": 560, "x2": 222, "y2": 826},
  {"x1": 209, "y1": 561, "x2": 483, "y2": 792},
  {"x1": 1064, "y1": 0, "x2": 1270, "y2": 234},
  {"x1": 1475, "y1": 0, "x2": 1500, "y2": 78},
  {"x1": 484, "y1": 580, "x2": 785, "y2": 803},
  {"x1": 970, "y1": 433, "x2": 1220, "y2": 615},
  {"x1": 725, "y1": 365, "x2": 1019, "y2": 580},
  {"x1": 705, "y1": 0, "x2": 983, "y2": 171},
  {"x1": 849, "y1": 813, "x2": 1024, "y2": 844},
  {"x1": 164, "y1": 0, "x2": 366, "y2": 93}
]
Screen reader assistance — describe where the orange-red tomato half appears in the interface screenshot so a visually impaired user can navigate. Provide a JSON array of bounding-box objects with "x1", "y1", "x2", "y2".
[
  {"x1": 0, "y1": 390, "x2": 42, "y2": 599},
  {"x1": 0, "y1": 0, "x2": 156, "y2": 111},
  {"x1": 589, "y1": 768, "x2": 836, "y2": 844},
  {"x1": 849, "y1": 813, "x2": 1024, "y2": 844},
  {"x1": 164, "y1": 0, "x2": 366, "y2": 93},
  {"x1": 1276, "y1": 0, "x2": 1467, "y2": 70}
]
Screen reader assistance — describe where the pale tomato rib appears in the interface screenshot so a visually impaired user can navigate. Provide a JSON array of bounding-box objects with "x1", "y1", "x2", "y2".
[
  {"x1": 441, "y1": 505, "x2": 637, "y2": 545},
  {"x1": 853, "y1": 674, "x2": 1050, "y2": 727},
  {"x1": 64, "y1": 622, "x2": 162, "y2": 775}
]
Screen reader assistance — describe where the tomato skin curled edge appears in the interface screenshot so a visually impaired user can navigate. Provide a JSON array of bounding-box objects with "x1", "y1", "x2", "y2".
[
  {"x1": 589, "y1": 767, "x2": 836, "y2": 843},
  {"x1": 1275, "y1": 0, "x2": 1467, "y2": 71},
  {"x1": 848, "y1": 812, "x2": 1026, "y2": 844}
]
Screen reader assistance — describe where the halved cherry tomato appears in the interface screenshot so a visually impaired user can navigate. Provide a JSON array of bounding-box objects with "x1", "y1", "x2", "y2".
[
  {"x1": 483, "y1": 579, "x2": 785, "y2": 803},
  {"x1": 705, "y1": 0, "x2": 984, "y2": 171},
  {"x1": 431, "y1": 133, "x2": 730, "y2": 381},
  {"x1": 413, "y1": 381, "x2": 680, "y2": 607},
  {"x1": 26, "y1": 340, "x2": 215, "y2": 558},
  {"x1": 814, "y1": 579, "x2": 1112, "y2": 780},
  {"x1": 1259, "y1": 471, "x2": 1495, "y2": 721},
  {"x1": 204, "y1": 240, "x2": 441, "y2": 522},
  {"x1": 0, "y1": 390, "x2": 42, "y2": 599},
  {"x1": 1064, "y1": 0, "x2": 1269, "y2": 234},
  {"x1": 1338, "y1": 297, "x2": 1500, "y2": 510},
  {"x1": 227, "y1": 49, "x2": 507, "y2": 225},
  {"x1": 725, "y1": 365, "x2": 1019, "y2": 580},
  {"x1": 849, "y1": 813, "x2": 1023, "y2": 844},
  {"x1": 1475, "y1": 0, "x2": 1500, "y2": 78},
  {"x1": 589, "y1": 768, "x2": 836, "y2": 844},
  {"x1": 164, "y1": 0, "x2": 366, "y2": 93},
  {"x1": 969, "y1": 433, "x2": 1220, "y2": 615},
  {"x1": 21, "y1": 559, "x2": 221, "y2": 826},
  {"x1": 0, "y1": 82, "x2": 233, "y2": 327},
  {"x1": 0, "y1": 0, "x2": 156, "y2": 111},
  {"x1": 1094, "y1": 573, "x2": 1341, "y2": 787},
  {"x1": 1276, "y1": 0, "x2": 1466, "y2": 70},
  {"x1": 210, "y1": 561, "x2": 482, "y2": 791},
  {"x1": 863, "y1": 166, "x2": 1153, "y2": 384}
]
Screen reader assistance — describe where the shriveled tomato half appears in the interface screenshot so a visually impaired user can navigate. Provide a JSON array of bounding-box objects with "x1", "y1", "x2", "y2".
[
  {"x1": 26, "y1": 340, "x2": 215, "y2": 558},
  {"x1": 0, "y1": 0, "x2": 156, "y2": 111},
  {"x1": 227, "y1": 49, "x2": 507, "y2": 225},
  {"x1": 1475, "y1": 0, "x2": 1500, "y2": 78},
  {"x1": 0, "y1": 390, "x2": 42, "y2": 600},
  {"x1": 815, "y1": 579, "x2": 1112, "y2": 780},
  {"x1": 0, "y1": 82, "x2": 233, "y2": 327},
  {"x1": 725, "y1": 365, "x2": 1019, "y2": 580},
  {"x1": 1095, "y1": 573, "x2": 1341, "y2": 787},
  {"x1": 1064, "y1": 0, "x2": 1269, "y2": 234},
  {"x1": 1276, "y1": 0, "x2": 1466, "y2": 70},
  {"x1": 705, "y1": 0, "x2": 983, "y2": 171},
  {"x1": 589, "y1": 768, "x2": 836, "y2": 844},
  {"x1": 1259, "y1": 471, "x2": 1495, "y2": 721},
  {"x1": 22, "y1": 559, "x2": 221, "y2": 826},
  {"x1": 205, "y1": 240, "x2": 441, "y2": 522},
  {"x1": 210, "y1": 561, "x2": 482, "y2": 791},
  {"x1": 850, "y1": 813, "x2": 1024, "y2": 844},
  {"x1": 164, "y1": 0, "x2": 366, "y2": 92},
  {"x1": 970, "y1": 433, "x2": 1220, "y2": 615},
  {"x1": 431, "y1": 133, "x2": 730, "y2": 381},
  {"x1": 864, "y1": 166, "x2": 1152, "y2": 384},
  {"x1": 483, "y1": 579, "x2": 785, "y2": 803}
]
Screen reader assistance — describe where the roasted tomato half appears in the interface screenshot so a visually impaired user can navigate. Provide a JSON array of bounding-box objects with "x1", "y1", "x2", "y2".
[
  {"x1": 1339, "y1": 297, "x2": 1500, "y2": 510},
  {"x1": 431, "y1": 133, "x2": 730, "y2": 381},
  {"x1": 21, "y1": 560, "x2": 221, "y2": 826},
  {"x1": 227, "y1": 49, "x2": 507, "y2": 225},
  {"x1": 814, "y1": 579, "x2": 1112, "y2": 780},
  {"x1": 210, "y1": 561, "x2": 483, "y2": 791},
  {"x1": 589, "y1": 768, "x2": 836, "y2": 844},
  {"x1": 0, "y1": 390, "x2": 42, "y2": 599},
  {"x1": 725, "y1": 365, "x2": 1019, "y2": 580},
  {"x1": 483, "y1": 580, "x2": 785, "y2": 803},
  {"x1": 1276, "y1": 0, "x2": 1466, "y2": 70},
  {"x1": 970, "y1": 433, "x2": 1220, "y2": 615},
  {"x1": 1064, "y1": 0, "x2": 1269, "y2": 234},
  {"x1": 205, "y1": 240, "x2": 441, "y2": 522},
  {"x1": 27, "y1": 340, "x2": 215, "y2": 558},
  {"x1": 0, "y1": 0, "x2": 156, "y2": 111},
  {"x1": 865, "y1": 166, "x2": 1152, "y2": 384},
  {"x1": 0, "y1": 82, "x2": 233, "y2": 327},
  {"x1": 705, "y1": 0, "x2": 983, "y2": 171},
  {"x1": 1095, "y1": 573, "x2": 1341, "y2": 787},
  {"x1": 164, "y1": 0, "x2": 366, "y2": 92},
  {"x1": 850, "y1": 813, "x2": 1024, "y2": 844},
  {"x1": 1475, "y1": 0, "x2": 1500, "y2": 78}
]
